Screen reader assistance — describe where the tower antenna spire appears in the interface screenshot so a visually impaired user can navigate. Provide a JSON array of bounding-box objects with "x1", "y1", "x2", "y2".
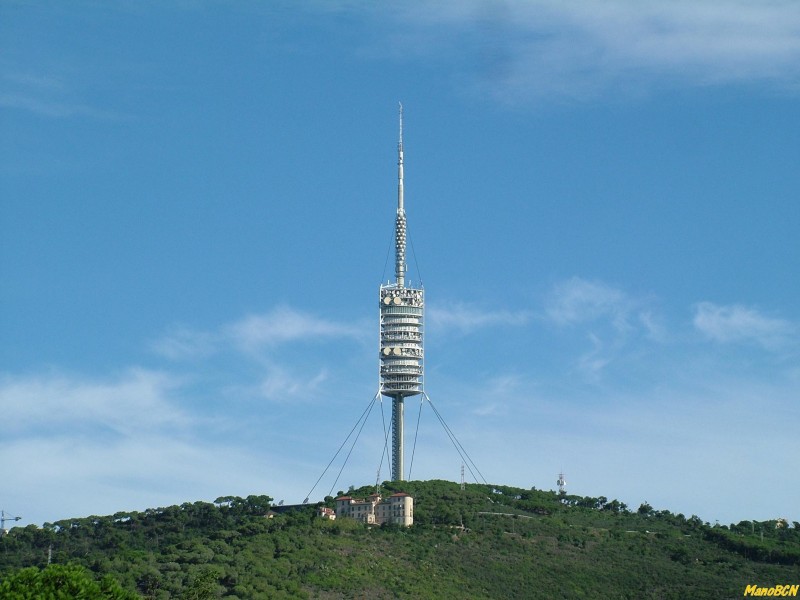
[
  {"x1": 398, "y1": 102, "x2": 403, "y2": 210},
  {"x1": 395, "y1": 102, "x2": 406, "y2": 288}
]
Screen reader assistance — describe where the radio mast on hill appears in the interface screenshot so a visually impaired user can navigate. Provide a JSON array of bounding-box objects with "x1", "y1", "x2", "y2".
[
  {"x1": 305, "y1": 105, "x2": 485, "y2": 503},
  {"x1": 379, "y1": 103, "x2": 424, "y2": 482}
]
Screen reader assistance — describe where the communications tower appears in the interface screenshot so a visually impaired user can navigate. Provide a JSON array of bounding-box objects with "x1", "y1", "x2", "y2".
[
  {"x1": 379, "y1": 104, "x2": 424, "y2": 481},
  {"x1": 557, "y1": 472, "x2": 567, "y2": 495}
]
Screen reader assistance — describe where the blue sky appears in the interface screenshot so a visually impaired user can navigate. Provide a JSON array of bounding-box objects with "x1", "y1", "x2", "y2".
[{"x1": 1, "y1": 1, "x2": 798, "y2": 528}]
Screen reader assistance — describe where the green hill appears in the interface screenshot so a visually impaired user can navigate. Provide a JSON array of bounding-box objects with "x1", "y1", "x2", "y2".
[{"x1": 1, "y1": 480, "x2": 798, "y2": 598}]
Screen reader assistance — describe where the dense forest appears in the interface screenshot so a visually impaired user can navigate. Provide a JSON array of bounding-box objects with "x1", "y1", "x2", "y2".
[{"x1": 1, "y1": 480, "x2": 798, "y2": 598}]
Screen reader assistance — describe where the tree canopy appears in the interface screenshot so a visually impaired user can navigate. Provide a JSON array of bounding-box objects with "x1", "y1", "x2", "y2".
[{"x1": 1, "y1": 484, "x2": 798, "y2": 598}]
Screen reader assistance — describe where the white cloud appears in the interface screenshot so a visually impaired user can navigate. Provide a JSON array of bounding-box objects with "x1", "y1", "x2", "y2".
[
  {"x1": 428, "y1": 302, "x2": 529, "y2": 333},
  {"x1": 427, "y1": 369, "x2": 800, "y2": 524},
  {"x1": 225, "y1": 306, "x2": 366, "y2": 352},
  {"x1": 577, "y1": 332, "x2": 612, "y2": 376},
  {"x1": 543, "y1": 278, "x2": 666, "y2": 378},
  {"x1": 0, "y1": 92, "x2": 118, "y2": 119},
  {"x1": 546, "y1": 277, "x2": 631, "y2": 329},
  {"x1": 147, "y1": 306, "x2": 373, "y2": 411},
  {"x1": 0, "y1": 368, "x2": 189, "y2": 436},
  {"x1": 463, "y1": 374, "x2": 522, "y2": 417},
  {"x1": 1, "y1": 433, "x2": 293, "y2": 525},
  {"x1": 693, "y1": 301, "x2": 796, "y2": 349},
  {"x1": 6, "y1": 297, "x2": 798, "y2": 528},
  {"x1": 258, "y1": 365, "x2": 330, "y2": 402},
  {"x1": 151, "y1": 326, "x2": 218, "y2": 360},
  {"x1": 0, "y1": 369, "x2": 220, "y2": 521},
  {"x1": 379, "y1": 0, "x2": 800, "y2": 103},
  {"x1": 0, "y1": 366, "x2": 315, "y2": 525},
  {"x1": 545, "y1": 277, "x2": 665, "y2": 337},
  {"x1": 151, "y1": 306, "x2": 367, "y2": 360},
  {"x1": 0, "y1": 58, "x2": 124, "y2": 120}
]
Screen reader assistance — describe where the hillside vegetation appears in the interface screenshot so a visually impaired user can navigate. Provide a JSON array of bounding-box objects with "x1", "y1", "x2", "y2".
[{"x1": 1, "y1": 480, "x2": 798, "y2": 598}]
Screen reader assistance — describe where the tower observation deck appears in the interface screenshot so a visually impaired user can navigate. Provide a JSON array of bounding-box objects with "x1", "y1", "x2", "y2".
[{"x1": 380, "y1": 104, "x2": 423, "y2": 482}]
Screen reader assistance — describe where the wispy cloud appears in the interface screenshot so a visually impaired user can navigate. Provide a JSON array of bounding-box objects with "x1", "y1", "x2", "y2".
[
  {"x1": 4, "y1": 295, "x2": 799, "y2": 525},
  {"x1": 428, "y1": 302, "x2": 529, "y2": 334},
  {"x1": 545, "y1": 277, "x2": 663, "y2": 337},
  {"x1": 0, "y1": 366, "x2": 311, "y2": 523},
  {"x1": 544, "y1": 277, "x2": 664, "y2": 377},
  {"x1": 546, "y1": 277, "x2": 631, "y2": 329},
  {"x1": 468, "y1": 374, "x2": 522, "y2": 417},
  {"x1": 152, "y1": 306, "x2": 367, "y2": 360},
  {"x1": 428, "y1": 357, "x2": 800, "y2": 524},
  {"x1": 0, "y1": 62, "x2": 123, "y2": 120},
  {"x1": 258, "y1": 365, "x2": 330, "y2": 402},
  {"x1": 226, "y1": 306, "x2": 366, "y2": 352},
  {"x1": 149, "y1": 306, "x2": 371, "y2": 408},
  {"x1": 150, "y1": 326, "x2": 219, "y2": 361},
  {"x1": 693, "y1": 301, "x2": 796, "y2": 350},
  {"x1": 1, "y1": 430, "x2": 289, "y2": 525},
  {"x1": 378, "y1": 0, "x2": 800, "y2": 103},
  {"x1": 0, "y1": 92, "x2": 119, "y2": 119},
  {"x1": 0, "y1": 368, "x2": 188, "y2": 436}
]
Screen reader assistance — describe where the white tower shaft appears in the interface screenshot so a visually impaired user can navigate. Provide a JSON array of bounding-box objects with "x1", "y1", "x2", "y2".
[{"x1": 392, "y1": 396, "x2": 404, "y2": 482}]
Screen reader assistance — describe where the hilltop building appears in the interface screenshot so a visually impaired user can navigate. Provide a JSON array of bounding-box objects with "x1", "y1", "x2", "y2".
[{"x1": 335, "y1": 492, "x2": 414, "y2": 526}]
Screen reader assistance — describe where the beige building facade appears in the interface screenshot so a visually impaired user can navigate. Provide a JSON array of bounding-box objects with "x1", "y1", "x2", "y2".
[{"x1": 334, "y1": 492, "x2": 413, "y2": 526}]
